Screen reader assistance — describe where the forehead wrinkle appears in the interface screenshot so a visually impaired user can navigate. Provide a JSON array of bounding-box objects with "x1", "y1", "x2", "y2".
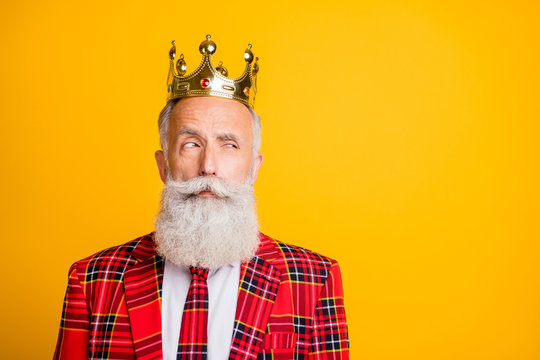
[
  {"x1": 170, "y1": 100, "x2": 252, "y2": 145},
  {"x1": 175, "y1": 104, "x2": 235, "y2": 124}
]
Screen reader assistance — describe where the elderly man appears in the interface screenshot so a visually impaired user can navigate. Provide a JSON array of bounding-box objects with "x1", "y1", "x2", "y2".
[{"x1": 54, "y1": 35, "x2": 349, "y2": 360}]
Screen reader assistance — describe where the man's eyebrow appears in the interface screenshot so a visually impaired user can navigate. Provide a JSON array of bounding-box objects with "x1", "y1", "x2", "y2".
[
  {"x1": 217, "y1": 133, "x2": 240, "y2": 142},
  {"x1": 175, "y1": 128, "x2": 240, "y2": 143},
  {"x1": 176, "y1": 127, "x2": 201, "y2": 138}
]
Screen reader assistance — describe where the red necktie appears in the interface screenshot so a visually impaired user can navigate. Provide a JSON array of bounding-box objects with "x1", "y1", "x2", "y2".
[{"x1": 177, "y1": 267, "x2": 210, "y2": 360}]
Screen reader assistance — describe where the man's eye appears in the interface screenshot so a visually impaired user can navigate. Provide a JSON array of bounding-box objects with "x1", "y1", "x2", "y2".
[
  {"x1": 183, "y1": 142, "x2": 199, "y2": 148},
  {"x1": 224, "y1": 143, "x2": 238, "y2": 149}
]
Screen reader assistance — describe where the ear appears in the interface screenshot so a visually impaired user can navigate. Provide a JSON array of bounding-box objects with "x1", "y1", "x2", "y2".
[
  {"x1": 155, "y1": 150, "x2": 167, "y2": 183},
  {"x1": 250, "y1": 152, "x2": 264, "y2": 183}
]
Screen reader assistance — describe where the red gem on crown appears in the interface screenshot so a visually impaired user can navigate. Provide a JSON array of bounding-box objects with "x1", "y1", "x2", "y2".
[{"x1": 200, "y1": 78, "x2": 210, "y2": 88}]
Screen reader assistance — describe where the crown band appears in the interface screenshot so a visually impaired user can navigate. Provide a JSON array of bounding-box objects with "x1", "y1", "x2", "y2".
[{"x1": 166, "y1": 35, "x2": 259, "y2": 109}]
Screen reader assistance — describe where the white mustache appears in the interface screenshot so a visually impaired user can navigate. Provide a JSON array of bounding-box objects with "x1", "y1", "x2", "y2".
[{"x1": 166, "y1": 176, "x2": 251, "y2": 199}]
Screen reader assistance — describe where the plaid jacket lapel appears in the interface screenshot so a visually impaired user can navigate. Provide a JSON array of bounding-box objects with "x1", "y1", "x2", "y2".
[
  {"x1": 228, "y1": 237, "x2": 282, "y2": 360},
  {"x1": 122, "y1": 234, "x2": 282, "y2": 360},
  {"x1": 123, "y1": 236, "x2": 164, "y2": 360}
]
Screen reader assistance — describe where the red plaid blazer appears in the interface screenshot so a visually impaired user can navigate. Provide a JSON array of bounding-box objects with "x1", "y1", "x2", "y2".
[{"x1": 54, "y1": 233, "x2": 349, "y2": 359}]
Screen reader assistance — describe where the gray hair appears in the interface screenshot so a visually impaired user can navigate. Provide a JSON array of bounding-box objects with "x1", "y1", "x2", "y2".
[{"x1": 158, "y1": 99, "x2": 262, "y2": 160}]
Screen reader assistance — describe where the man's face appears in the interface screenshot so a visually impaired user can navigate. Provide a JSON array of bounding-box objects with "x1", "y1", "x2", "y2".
[{"x1": 155, "y1": 96, "x2": 263, "y2": 190}]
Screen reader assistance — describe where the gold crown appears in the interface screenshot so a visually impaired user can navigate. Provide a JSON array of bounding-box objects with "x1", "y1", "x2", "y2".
[{"x1": 166, "y1": 35, "x2": 259, "y2": 109}]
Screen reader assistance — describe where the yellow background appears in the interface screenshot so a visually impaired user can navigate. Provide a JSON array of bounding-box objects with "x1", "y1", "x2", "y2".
[{"x1": 1, "y1": 0, "x2": 539, "y2": 358}]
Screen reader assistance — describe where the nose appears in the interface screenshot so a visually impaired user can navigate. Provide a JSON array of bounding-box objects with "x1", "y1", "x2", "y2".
[{"x1": 199, "y1": 146, "x2": 217, "y2": 176}]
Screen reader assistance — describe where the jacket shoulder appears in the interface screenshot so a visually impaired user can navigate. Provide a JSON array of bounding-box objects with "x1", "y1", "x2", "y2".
[
  {"x1": 257, "y1": 233, "x2": 337, "y2": 286},
  {"x1": 68, "y1": 232, "x2": 155, "y2": 277}
]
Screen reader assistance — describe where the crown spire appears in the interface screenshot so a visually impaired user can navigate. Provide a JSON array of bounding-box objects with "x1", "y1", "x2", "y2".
[{"x1": 166, "y1": 35, "x2": 259, "y2": 108}]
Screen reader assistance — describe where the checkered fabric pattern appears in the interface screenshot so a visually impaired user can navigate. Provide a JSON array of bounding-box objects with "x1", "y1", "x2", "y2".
[
  {"x1": 177, "y1": 267, "x2": 210, "y2": 360},
  {"x1": 248, "y1": 236, "x2": 349, "y2": 360},
  {"x1": 54, "y1": 232, "x2": 349, "y2": 359}
]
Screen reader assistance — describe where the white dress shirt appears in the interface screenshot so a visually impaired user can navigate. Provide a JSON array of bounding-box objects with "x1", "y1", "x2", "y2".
[{"x1": 162, "y1": 260, "x2": 240, "y2": 360}]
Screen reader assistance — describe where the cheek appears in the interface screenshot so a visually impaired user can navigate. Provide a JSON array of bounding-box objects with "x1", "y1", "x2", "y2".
[
  {"x1": 222, "y1": 154, "x2": 253, "y2": 180},
  {"x1": 167, "y1": 151, "x2": 201, "y2": 179}
]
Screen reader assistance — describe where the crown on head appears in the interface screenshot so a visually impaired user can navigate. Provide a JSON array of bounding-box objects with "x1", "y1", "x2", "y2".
[{"x1": 166, "y1": 35, "x2": 259, "y2": 109}]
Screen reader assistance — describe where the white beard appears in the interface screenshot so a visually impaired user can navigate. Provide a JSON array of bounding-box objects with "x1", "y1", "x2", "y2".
[{"x1": 154, "y1": 176, "x2": 259, "y2": 269}]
